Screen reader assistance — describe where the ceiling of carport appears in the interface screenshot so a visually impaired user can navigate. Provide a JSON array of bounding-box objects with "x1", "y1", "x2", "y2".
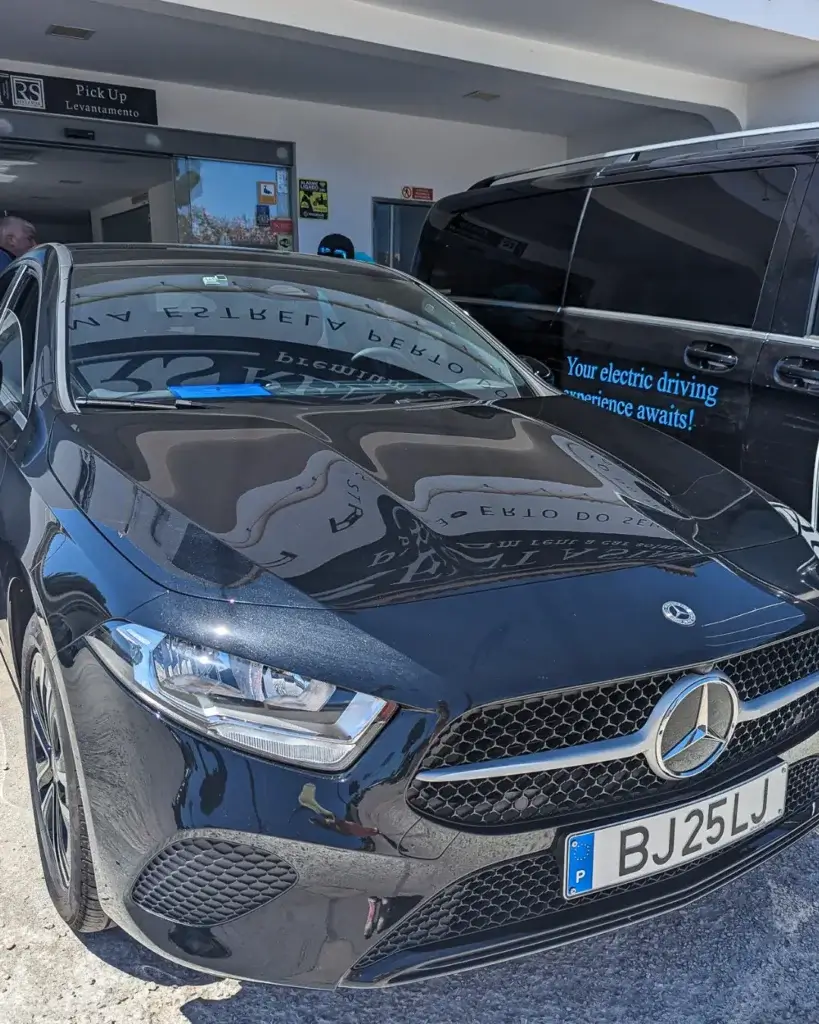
[
  {"x1": 359, "y1": 0, "x2": 819, "y2": 80},
  {"x1": 1, "y1": 0, "x2": 719, "y2": 137}
]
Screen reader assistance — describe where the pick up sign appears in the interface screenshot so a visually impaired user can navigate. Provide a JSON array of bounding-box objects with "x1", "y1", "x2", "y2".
[{"x1": 0, "y1": 68, "x2": 158, "y2": 124}]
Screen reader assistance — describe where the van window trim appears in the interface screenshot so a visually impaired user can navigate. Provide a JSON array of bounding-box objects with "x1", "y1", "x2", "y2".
[
  {"x1": 450, "y1": 296, "x2": 561, "y2": 314},
  {"x1": 563, "y1": 306, "x2": 768, "y2": 340},
  {"x1": 561, "y1": 187, "x2": 591, "y2": 308},
  {"x1": 449, "y1": 299, "x2": 785, "y2": 342}
]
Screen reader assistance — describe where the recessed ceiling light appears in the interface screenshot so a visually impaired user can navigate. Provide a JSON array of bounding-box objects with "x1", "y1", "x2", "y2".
[
  {"x1": 46, "y1": 24, "x2": 95, "y2": 41},
  {"x1": 463, "y1": 90, "x2": 501, "y2": 102}
]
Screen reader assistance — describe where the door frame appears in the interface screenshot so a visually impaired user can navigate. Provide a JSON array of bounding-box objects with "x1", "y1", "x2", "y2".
[
  {"x1": 0, "y1": 107, "x2": 299, "y2": 250},
  {"x1": 371, "y1": 196, "x2": 432, "y2": 268}
]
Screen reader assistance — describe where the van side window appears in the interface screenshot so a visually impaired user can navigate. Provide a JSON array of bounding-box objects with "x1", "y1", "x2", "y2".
[
  {"x1": 569, "y1": 167, "x2": 795, "y2": 329},
  {"x1": 418, "y1": 188, "x2": 586, "y2": 307}
]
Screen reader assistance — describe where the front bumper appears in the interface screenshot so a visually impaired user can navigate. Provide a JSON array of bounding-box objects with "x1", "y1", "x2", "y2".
[{"x1": 57, "y1": 639, "x2": 819, "y2": 989}]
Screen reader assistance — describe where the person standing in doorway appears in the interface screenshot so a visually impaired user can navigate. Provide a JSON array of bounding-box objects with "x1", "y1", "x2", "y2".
[{"x1": 0, "y1": 216, "x2": 37, "y2": 271}]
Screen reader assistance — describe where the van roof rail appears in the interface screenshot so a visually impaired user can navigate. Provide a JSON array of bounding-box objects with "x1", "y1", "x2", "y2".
[{"x1": 468, "y1": 120, "x2": 819, "y2": 190}]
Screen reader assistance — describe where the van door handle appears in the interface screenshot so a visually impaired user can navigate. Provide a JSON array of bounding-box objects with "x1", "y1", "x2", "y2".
[
  {"x1": 684, "y1": 342, "x2": 738, "y2": 372},
  {"x1": 774, "y1": 356, "x2": 819, "y2": 392}
]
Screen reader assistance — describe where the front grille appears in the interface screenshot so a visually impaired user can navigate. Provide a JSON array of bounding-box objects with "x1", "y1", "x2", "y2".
[
  {"x1": 131, "y1": 837, "x2": 297, "y2": 927},
  {"x1": 361, "y1": 758, "x2": 819, "y2": 973},
  {"x1": 408, "y1": 629, "x2": 819, "y2": 827}
]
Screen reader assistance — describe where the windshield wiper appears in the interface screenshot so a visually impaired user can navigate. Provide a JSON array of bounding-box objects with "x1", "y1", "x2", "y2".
[{"x1": 76, "y1": 397, "x2": 207, "y2": 410}]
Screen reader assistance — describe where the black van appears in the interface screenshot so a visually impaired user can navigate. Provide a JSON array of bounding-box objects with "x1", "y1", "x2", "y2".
[{"x1": 414, "y1": 124, "x2": 819, "y2": 536}]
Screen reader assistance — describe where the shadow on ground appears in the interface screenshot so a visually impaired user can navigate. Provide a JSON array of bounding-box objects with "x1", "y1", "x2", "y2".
[{"x1": 81, "y1": 929, "x2": 215, "y2": 988}]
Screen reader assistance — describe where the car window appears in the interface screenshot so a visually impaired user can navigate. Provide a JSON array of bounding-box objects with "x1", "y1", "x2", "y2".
[
  {"x1": 66, "y1": 260, "x2": 544, "y2": 405},
  {"x1": 568, "y1": 167, "x2": 796, "y2": 329},
  {"x1": 0, "y1": 266, "x2": 19, "y2": 311},
  {"x1": 7, "y1": 271, "x2": 39, "y2": 397},
  {"x1": 0, "y1": 310, "x2": 24, "y2": 415},
  {"x1": 416, "y1": 188, "x2": 586, "y2": 308}
]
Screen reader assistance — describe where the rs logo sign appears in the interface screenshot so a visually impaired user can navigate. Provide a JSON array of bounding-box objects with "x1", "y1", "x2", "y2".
[{"x1": 11, "y1": 75, "x2": 45, "y2": 110}]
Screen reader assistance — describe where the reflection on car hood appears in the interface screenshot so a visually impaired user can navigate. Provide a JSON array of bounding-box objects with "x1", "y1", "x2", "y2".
[{"x1": 49, "y1": 395, "x2": 795, "y2": 611}]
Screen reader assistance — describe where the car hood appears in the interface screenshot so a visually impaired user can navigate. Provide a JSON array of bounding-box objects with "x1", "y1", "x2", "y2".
[{"x1": 49, "y1": 395, "x2": 795, "y2": 612}]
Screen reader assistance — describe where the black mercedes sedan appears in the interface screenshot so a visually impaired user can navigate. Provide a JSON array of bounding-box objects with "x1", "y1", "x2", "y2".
[{"x1": 3, "y1": 242, "x2": 819, "y2": 989}]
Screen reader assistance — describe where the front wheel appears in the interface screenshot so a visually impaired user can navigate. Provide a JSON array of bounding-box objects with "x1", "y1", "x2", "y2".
[{"x1": 21, "y1": 617, "x2": 111, "y2": 932}]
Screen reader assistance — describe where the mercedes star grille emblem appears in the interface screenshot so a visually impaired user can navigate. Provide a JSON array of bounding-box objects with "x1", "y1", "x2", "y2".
[
  {"x1": 647, "y1": 673, "x2": 739, "y2": 780},
  {"x1": 662, "y1": 601, "x2": 696, "y2": 627}
]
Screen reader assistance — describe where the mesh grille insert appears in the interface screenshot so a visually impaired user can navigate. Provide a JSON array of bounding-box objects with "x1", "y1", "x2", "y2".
[
  {"x1": 132, "y1": 837, "x2": 297, "y2": 927},
  {"x1": 409, "y1": 629, "x2": 819, "y2": 827},
  {"x1": 364, "y1": 758, "x2": 819, "y2": 970}
]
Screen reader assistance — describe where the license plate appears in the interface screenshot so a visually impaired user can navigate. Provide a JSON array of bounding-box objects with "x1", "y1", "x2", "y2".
[{"x1": 564, "y1": 762, "x2": 788, "y2": 898}]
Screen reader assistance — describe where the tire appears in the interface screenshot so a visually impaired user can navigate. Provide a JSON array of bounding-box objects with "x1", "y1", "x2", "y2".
[{"x1": 21, "y1": 616, "x2": 111, "y2": 932}]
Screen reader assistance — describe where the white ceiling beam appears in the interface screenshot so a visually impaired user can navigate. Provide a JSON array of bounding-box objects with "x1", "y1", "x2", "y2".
[{"x1": 91, "y1": 0, "x2": 748, "y2": 124}]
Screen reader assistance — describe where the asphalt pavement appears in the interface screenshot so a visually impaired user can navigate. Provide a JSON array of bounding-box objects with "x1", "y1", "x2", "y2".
[{"x1": 2, "y1": 666, "x2": 819, "y2": 1024}]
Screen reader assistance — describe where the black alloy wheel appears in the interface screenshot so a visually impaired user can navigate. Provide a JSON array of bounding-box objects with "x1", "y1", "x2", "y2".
[
  {"x1": 21, "y1": 616, "x2": 111, "y2": 932},
  {"x1": 29, "y1": 649, "x2": 72, "y2": 887}
]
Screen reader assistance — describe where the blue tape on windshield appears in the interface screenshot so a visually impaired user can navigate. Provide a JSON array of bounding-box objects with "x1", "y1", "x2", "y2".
[{"x1": 169, "y1": 383, "x2": 271, "y2": 399}]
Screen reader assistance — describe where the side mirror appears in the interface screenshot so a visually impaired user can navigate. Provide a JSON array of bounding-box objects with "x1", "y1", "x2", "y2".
[{"x1": 522, "y1": 355, "x2": 554, "y2": 383}]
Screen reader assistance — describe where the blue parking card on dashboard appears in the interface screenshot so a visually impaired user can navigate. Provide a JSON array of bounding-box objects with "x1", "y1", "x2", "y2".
[
  {"x1": 565, "y1": 832, "x2": 595, "y2": 896},
  {"x1": 169, "y1": 383, "x2": 271, "y2": 399}
]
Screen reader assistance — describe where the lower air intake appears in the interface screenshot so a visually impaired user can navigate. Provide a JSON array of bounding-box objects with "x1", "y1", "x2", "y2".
[
  {"x1": 358, "y1": 757, "x2": 819, "y2": 973},
  {"x1": 131, "y1": 837, "x2": 297, "y2": 927}
]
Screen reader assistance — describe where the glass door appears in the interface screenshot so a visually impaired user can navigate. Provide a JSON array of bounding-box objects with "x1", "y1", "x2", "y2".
[
  {"x1": 0, "y1": 142, "x2": 176, "y2": 245},
  {"x1": 175, "y1": 157, "x2": 295, "y2": 251},
  {"x1": 372, "y1": 199, "x2": 432, "y2": 271}
]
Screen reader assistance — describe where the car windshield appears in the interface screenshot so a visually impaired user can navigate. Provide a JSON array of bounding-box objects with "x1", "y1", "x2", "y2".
[{"x1": 65, "y1": 258, "x2": 541, "y2": 405}]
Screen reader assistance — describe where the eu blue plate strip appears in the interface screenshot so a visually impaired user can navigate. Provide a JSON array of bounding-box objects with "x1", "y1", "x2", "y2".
[
  {"x1": 169, "y1": 383, "x2": 270, "y2": 399},
  {"x1": 566, "y1": 832, "x2": 595, "y2": 896}
]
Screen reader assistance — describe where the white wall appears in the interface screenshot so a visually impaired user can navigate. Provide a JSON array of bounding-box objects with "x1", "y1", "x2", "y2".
[
  {"x1": 90, "y1": 195, "x2": 135, "y2": 242},
  {"x1": 152, "y1": 80, "x2": 566, "y2": 254},
  {"x1": 747, "y1": 65, "x2": 819, "y2": 128},
  {"x1": 567, "y1": 109, "x2": 726, "y2": 157},
  {"x1": 147, "y1": 181, "x2": 179, "y2": 243}
]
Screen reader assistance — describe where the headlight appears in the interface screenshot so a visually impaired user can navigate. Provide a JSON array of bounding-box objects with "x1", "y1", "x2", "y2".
[{"x1": 87, "y1": 623, "x2": 396, "y2": 770}]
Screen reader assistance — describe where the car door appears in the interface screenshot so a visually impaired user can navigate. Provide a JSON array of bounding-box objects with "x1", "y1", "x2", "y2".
[
  {"x1": 744, "y1": 161, "x2": 819, "y2": 523},
  {"x1": 0, "y1": 264, "x2": 43, "y2": 675},
  {"x1": 555, "y1": 161, "x2": 804, "y2": 475}
]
